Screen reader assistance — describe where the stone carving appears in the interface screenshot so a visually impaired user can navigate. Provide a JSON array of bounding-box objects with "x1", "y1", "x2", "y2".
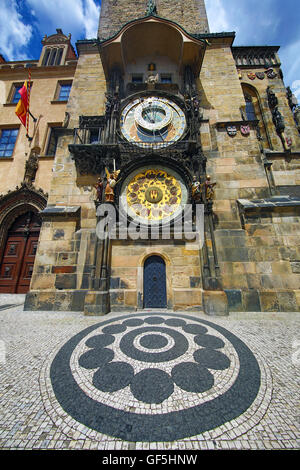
[
  {"x1": 191, "y1": 176, "x2": 202, "y2": 202},
  {"x1": 266, "y1": 68, "x2": 277, "y2": 79},
  {"x1": 294, "y1": 106, "x2": 300, "y2": 129},
  {"x1": 247, "y1": 72, "x2": 256, "y2": 80},
  {"x1": 272, "y1": 107, "x2": 285, "y2": 135},
  {"x1": 267, "y1": 86, "x2": 286, "y2": 142},
  {"x1": 146, "y1": 73, "x2": 159, "y2": 90},
  {"x1": 240, "y1": 125, "x2": 251, "y2": 136},
  {"x1": 146, "y1": 0, "x2": 157, "y2": 15},
  {"x1": 204, "y1": 175, "x2": 217, "y2": 201},
  {"x1": 227, "y1": 126, "x2": 237, "y2": 137},
  {"x1": 256, "y1": 72, "x2": 265, "y2": 80},
  {"x1": 267, "y1": 86, "x2": 278, "y2": 109},
  {"x1": 24, "y1": 148, "x2": 39, "y2": 184},
  {"x1": 191, "y1": 175, "x2": 216, "y2": 203},
  {"x1": 94, "y1": 177, "x2": 104, "y2": 202},
  {"x1": 63, "y1": 112, "x2": 70, "y2": 128}
]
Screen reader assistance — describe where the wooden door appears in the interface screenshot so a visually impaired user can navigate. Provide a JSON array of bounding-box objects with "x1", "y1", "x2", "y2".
[{"x1": 0, "y1": 212, "x2": 41, "y2": 293}]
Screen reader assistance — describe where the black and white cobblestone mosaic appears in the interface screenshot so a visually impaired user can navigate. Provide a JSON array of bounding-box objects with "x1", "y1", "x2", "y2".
[{"x1": 44, "y1": 313, "x2": 271, "y2": 442}]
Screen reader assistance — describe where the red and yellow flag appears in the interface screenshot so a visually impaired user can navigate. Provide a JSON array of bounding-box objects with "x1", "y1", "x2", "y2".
[{"x1": 15, "y1": 81, "x2": 29, "y2": 127}]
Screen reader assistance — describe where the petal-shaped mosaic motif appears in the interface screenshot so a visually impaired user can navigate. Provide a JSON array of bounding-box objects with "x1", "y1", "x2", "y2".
[{"x1": 49, "y1": 313, "x2": 263, "y2": 442}]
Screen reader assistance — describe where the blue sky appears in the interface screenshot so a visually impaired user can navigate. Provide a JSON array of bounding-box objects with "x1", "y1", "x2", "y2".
[{"x1": 0, "y1": 0, "x2": 299, "y2": 99}]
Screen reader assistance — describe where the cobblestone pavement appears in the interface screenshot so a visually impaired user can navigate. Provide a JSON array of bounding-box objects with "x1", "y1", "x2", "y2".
[{"x1": 0, "y1": 295, "x2": 299, "y2": 451}]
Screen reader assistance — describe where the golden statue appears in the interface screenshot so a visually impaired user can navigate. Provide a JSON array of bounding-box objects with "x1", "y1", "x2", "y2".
[
  {"x1": 204, "y1": 175, "x2": 217, "y2": 201},
  {"x1": 191, "y1": 175, "x2": 216, "y2": 202}
]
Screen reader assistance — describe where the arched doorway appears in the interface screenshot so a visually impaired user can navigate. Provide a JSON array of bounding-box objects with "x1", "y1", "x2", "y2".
[
  {"x1": 0, "y1": 212, "x2": 41, "y2": 293},
  {"x1": 143, "y1": 255, "x2": 167, "y2": 308}
]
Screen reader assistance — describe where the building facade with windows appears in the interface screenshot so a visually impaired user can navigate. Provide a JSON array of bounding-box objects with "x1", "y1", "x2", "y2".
[
  {"x1": 1, "y1": 1, "x2": 300, "y2": 313},
  {"x1": 0, "y1": 29, "x2": 77, "y2": 293}
]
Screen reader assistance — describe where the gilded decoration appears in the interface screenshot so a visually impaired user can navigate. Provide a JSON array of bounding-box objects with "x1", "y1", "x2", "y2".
[{"x1": 126, "y1": 169, "x2": 182, "y2": 221}]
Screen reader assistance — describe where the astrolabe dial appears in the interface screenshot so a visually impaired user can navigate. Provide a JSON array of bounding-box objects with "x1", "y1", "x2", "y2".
[
  {"x1": 120, "y1": 166, "x2": 188, "y2": 224},
  {"x1": 120, "y1": 96, "x2": 186, "y2": 148}
]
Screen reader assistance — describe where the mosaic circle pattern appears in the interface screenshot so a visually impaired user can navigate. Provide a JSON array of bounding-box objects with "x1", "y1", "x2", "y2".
[{"x1": 49, "y1": 313, "x2": 262, "y2": 442}]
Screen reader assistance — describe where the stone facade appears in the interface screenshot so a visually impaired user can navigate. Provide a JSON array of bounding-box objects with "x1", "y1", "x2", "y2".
[
  {"x1": 98, "y1": 0, "x2": 209, "y2": 40},
  {"x1": 0, "y1": 31, "x2": 77, "y2": 293},
  {"x1": 1, "y1": 2, "x2": 300, "y2": 313}
]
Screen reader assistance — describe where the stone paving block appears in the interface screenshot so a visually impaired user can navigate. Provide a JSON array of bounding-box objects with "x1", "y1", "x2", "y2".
[{"x1": 0, "y1": 304, "x2": 299, "y2": 450}]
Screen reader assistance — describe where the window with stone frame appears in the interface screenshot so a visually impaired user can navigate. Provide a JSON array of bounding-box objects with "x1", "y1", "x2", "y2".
[
  {"x1": 0, "y1": 128, "x2": 19, "y2": 158},
  {"x1": 42, "y1": 47, "x2": 64, "y2": 66},
  {"x1": 45, "y1": 126, "x2": 62, "y2": 156},
  {"x1": 8, "y1": 82, "x2": 33, "y2": 104},
  {"x1": 244, "y1": 94, "x2": 256, "y2": 121},
  {"x1": 54, "y1": 81, "x2": 72, "y2": 102},
  {"x1": 10, "y1": 84, "x2": 23, "y2": 104}
]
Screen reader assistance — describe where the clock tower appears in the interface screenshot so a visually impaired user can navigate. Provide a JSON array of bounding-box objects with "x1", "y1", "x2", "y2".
[
  {"x1": 24, "y1": 0, "x2": 300, "y2": 315},
  {"x1": 98, "y1": 0, "x2": 210, "y2": 40}
]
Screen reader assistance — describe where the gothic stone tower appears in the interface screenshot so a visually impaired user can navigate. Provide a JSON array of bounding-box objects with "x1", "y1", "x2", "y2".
[
  {"x1": 98, "y1": 0, "x2": 209, "y2": 40},
  {"x1": 25, "y1": 0, "x2": 300, "y2": 314}
]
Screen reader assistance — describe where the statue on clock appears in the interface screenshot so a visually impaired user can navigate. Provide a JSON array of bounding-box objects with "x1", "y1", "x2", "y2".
[{"x1": 104, "y1": 167, "x2": 120, "y2": 203}]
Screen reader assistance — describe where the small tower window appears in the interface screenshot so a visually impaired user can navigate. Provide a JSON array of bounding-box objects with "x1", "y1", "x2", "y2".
[
  {"x1": 42, "y1": 48, "x2": 51, "y2": 66},
  {"x1": 49, "y1": 49, "x2": 57, "y2": 66},
  {"x1": 42, "y1": 47, "x2": 64, "y2": 66},
  {"x1": 56, "y1": 48, "x2": 63, "y2": 65},
  {"x1": 245, "y1": 95, "x2": 256, "y2": 121},
  {"x1": 131, "y1": 74, "x2": 143, "y2": 84},
  {"x1": 160, "y1": 74, "x2": 172, "y2": 84}
]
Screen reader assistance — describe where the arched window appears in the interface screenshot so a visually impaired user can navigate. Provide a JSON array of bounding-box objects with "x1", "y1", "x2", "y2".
[
  {"x1": 42, "y1": 48, "x2": 51, "y2": 66},
  {"x1": 49, "y1": 49, "x2": 57, "y2": 66},
  {"x1": 244, "y1": 93, "x2": 256, "y2": 121},
  {"x1": 56, "y1": 48, "x2": 63, "y2": 65},
  {"x1": 241, "y1": 83, "x2": 270, "y2": 148},
  {"x1": 42, "y1": 47, "x2": 64, "y2": 66}
]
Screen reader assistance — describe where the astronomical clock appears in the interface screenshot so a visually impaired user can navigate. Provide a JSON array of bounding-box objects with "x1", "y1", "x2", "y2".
[
  {"x1": 120, "y1": 96, "x2": 186, "y2": 148},
  {"x1": 119, "y1": 95, "x2": 190, "y2": 225}
]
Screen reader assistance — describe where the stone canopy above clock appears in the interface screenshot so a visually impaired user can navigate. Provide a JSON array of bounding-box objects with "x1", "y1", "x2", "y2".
[{"x1": 97, "y1": 15, "x2": 207, "y2": 88}]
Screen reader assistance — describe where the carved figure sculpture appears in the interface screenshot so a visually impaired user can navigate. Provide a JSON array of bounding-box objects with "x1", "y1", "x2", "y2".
[
  {"x1": 146, "y1": 0, "x2": 157, "y2": 15},
  {"x1": 105, "y1": 167, "x2": 120, "y2": 202},
  {"x1": 94, "y1": 177, "x2": 103, "y2": 202},
  {"x1": 146, "y1": 74, "x2": 159, "y2": 85},
  {"x1": 204, "y1": 175, "x2": 217, "y2": 201},
  {"x1": 24, "y1": 150, "x2": 39, "y2": 184},
  {"x1": 191, "y1": 176, "x2": 202, "y2": 202}
]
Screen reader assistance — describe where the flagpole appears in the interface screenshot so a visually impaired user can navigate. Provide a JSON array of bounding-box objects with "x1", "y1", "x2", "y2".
[
  {"x1": 25, "y1": 65, "x2": 37, "y2": 141},
  {"x1": 26, "y1": 66, "x2": 32, "y2": 141}
]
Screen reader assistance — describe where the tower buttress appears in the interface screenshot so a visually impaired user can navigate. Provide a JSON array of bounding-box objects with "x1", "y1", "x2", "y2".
[{"x1": 98, "y1": 0, "x2": 209, "y2": 40}]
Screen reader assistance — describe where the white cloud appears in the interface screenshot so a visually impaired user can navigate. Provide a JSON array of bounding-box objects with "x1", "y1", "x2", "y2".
[
  {"x1": 0, "y1": 0, "x2": 33, "y2": 60},
  {"x1": 280, "y1": 40, "x2": 300, "y2": 90},
  {"x1": 27, "y1": 0, "x2": 100, "y2": 39},
  {"x1": 82, "y1": 0, "x2": 101, "y2": 38},
  {"x1": 206, "y1": 0, "x2": 279, "y2": 44},
  {"x1": 205, "y1": 0, "x2": 229, "y2": 33},
  {"x1": 205, "y1": 0, "x2": 300, "y2": 86}
]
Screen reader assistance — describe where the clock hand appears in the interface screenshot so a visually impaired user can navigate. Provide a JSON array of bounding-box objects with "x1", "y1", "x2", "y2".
[
  {"x1": 146, "y1": 109, "x2": 154, "y2": 123},
  {"x1": 158, "y1": 129, "x2": 165, "y2": 141}
]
